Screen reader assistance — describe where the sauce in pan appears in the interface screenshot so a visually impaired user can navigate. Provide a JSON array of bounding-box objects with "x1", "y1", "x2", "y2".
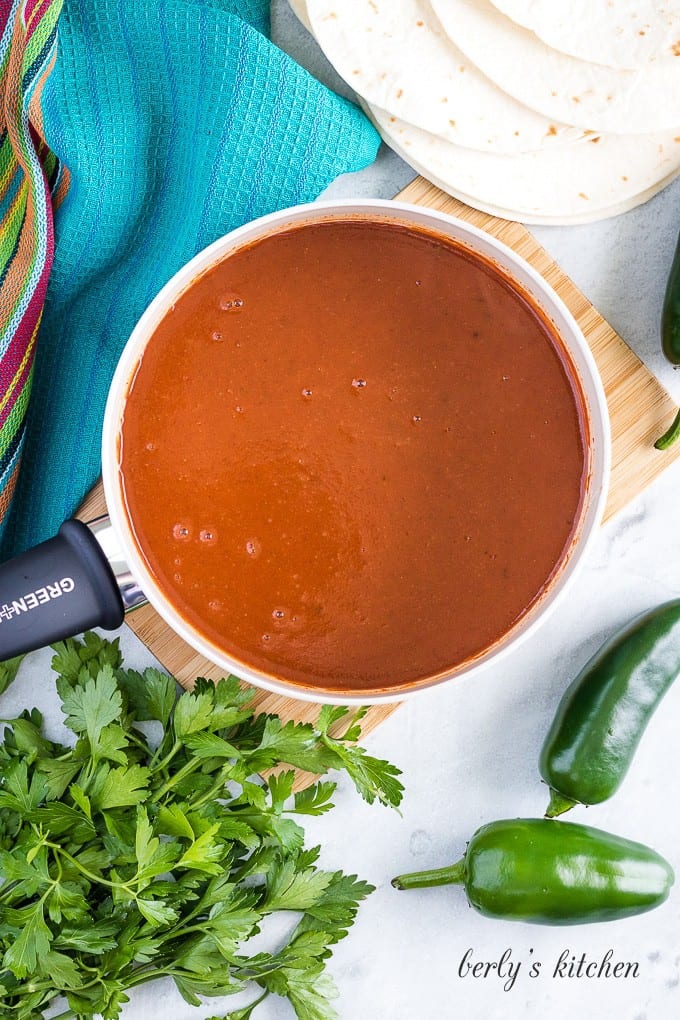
[{"x1": 119, "y1": 218, "x2": 589, "y2": 693}]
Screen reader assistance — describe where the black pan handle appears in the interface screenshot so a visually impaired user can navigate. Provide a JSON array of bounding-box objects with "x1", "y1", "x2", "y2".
[{"x1": 0, "y1": 518, "x2": 129, "y2": 660}]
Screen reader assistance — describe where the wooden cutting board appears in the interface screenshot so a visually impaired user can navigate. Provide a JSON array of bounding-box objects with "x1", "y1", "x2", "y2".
[{"x1": 78, "y1": 177, "x2": 680, "y2": 734}]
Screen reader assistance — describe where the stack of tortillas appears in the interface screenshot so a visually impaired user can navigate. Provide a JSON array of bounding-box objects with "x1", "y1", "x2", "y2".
[{"x1": 289, "y1": 0, "x2": 680, "y2": 223}]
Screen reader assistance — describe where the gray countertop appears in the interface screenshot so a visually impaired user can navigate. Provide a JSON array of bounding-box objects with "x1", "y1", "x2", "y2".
[{"x1": 14, "y1": 4, "x2": 680, "y2": 1018}]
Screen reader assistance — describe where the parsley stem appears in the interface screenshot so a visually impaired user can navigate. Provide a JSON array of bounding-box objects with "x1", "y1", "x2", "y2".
[
  {"x1": 0, "y1": 881, "x2": 19, "y2": 903},
  {"x1": 155, "y1": 921, "x2": 214, "y2": 941},
  {"x1": 11, "y1": 969, "x2": 104, "y2": 995},
  {"x1": 232, "y1": 988, "x2": 270, "y2": 1012},
  {"x1": 127, "y1": 728, "x2": 153, "y2": 754},
  {"x1": 46, "y1": 842, "x2": 135, "y2": 893},
  {"x1": 119, "y1": 965, "x2": 165, "y2": 988},
  {"x1": 151, "y1": 756, "x2": 203, "y2": 802},
  {"x1": 150, "y1": 738, "x2": 183, "y2": 773},
  {"x1": 189, "y1": 765, "x2": 233, "y2": 809}
]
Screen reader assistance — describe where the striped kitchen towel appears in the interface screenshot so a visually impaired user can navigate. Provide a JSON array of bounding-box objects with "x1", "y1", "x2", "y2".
[
  {"x1": 0, "y1": 0, "x2": 380, "y2": 557},
  {"x1": 0, "y1": 0, "x2": 65, "y2": 530}
]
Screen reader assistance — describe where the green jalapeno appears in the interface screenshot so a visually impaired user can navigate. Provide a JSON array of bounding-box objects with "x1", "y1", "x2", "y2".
[
  {"x1": 656, "y1": 228, "x2": 680, "y2": 449},
  {"x1": 655, "y1": 408, "x2": 680, "y2": 451},
  {"x1": 541, "y1": 599, "x2": 680, "y2": 818},
  {"x1": 662, "y1": 226, "x2": 680, "y2": 367},
  {"x1": 391, "y1": 819, "x2": 674, "y2": 925}
]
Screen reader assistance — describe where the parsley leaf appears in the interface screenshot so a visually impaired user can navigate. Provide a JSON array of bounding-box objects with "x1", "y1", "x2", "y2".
[
  {"x1": 88, "y1": 763, "x2": 151, "y2": 811},
  {"x1": 264, "y1": 859, "x2": 334, "y2": 912},
  {"x1": 4, "y1": 902, "x2": 52, "y2": 978},
  {"x1": 293, "y1": 782, "x2": 337, "y2": 816},
  {"x1": 60, "y1": 666, "x2": 123, "y2": 760},
  {"x1": 0, "y1": 633, "x2": 402, "y2": 1020},
  {"x1": 278, "y1": 964, "x2": 339, "y2": 1020},
  {"x1": 117, "y1": 667, "x2": 177, "y2": 726},
  {"x1": 0, "y1": 654, "x2": 24, "y2": 697},
  {"x1": 317, "y1": 710, "x2": 404, "y2": 809}
]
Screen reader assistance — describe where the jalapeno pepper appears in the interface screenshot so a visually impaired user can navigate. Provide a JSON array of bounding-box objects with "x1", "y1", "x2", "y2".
[
  {"x1": 655, "y1": 408, "x2": 680, "y2": 451},
  {"x1": 391, "y1": 818, "x2": 674, "y2": 925},
  {"x1": 656, "y1": 228, "x2": 680, "y2": 449},
  {"x1": 540, "y1": 599, "x2": 680, "y2": 817},
  {"x1": 662, "y1": 226, "x2": 680, "y2": 367}
]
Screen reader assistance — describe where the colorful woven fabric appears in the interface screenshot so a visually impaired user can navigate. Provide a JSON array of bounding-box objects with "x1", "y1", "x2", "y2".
[
  {"x1": 0, "y1": 0, "x2": 380, "y2": 557},
  {"x1": 0, "y1": 0, "x2": 64, "y2": 535}
]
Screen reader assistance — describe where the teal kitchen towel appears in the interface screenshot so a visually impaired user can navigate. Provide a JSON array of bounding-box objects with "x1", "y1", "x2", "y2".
[{"x1": 1, "y1": 0, "x2": 380, "y2": 556}]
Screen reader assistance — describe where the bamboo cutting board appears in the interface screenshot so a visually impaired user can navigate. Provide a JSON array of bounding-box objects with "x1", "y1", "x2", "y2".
[{"x1": 78, "y1": 177, "x2": 680, "y2": 735}]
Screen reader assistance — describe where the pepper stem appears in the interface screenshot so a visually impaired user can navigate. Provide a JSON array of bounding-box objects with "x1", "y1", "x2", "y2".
[
  {"x1": 654, "y1": 407, "x2": 680, "y2": 451},
  {"x1": 545, "y1": 788, "x2": 578, "y2": 818},
  {"x1": 391, "y1": 857, "x2": 466, "y2": 890}
]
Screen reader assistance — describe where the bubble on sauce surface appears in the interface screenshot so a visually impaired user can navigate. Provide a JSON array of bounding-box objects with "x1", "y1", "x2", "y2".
[
  {"x1": 301, "y1": 388, "x2": 313, "y2": 398},
  {"x1": 173, "y1": 524, "x2": 191, "y2": 541},
  {"x1": 208, "y1": 599, "x2": 222, "y2": 612},
  {"x1": 199, "y1": 529, "x2": 217, "y2": 545},
  {"x1": 220, "y1": 296, "x2": 245, "y2": 312},
  {"x1": 145, "y1": 441, "x2": 156, "y2": 451},
  {"x1": 412, "y1": 415, "x2": 422, "y2": 424},
  {"x1": 272, "y1": 607, "x2": 295, "y2": 628},
  {"x1": 352, "y1": 378, "x2": 367, "y2": 389},
  {"x1": 212, "y1": 331, "x2": 223, "y2": 342},
  {"x1": 245, "y1": 538, "x2": 261, "y2": 558}
]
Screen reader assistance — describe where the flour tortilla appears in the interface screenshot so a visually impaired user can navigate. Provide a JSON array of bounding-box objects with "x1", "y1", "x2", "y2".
[
  {"x1": 490, "y1": 0, "x2": 680, "y2": 70},
  {"x1": 420, "y1": 164, "x2": 680, "y2": 224},
  {"x1": 368, "y1": 102, "x2": 680, "y2": 222},
  {"x1": 430, "y1": 0, "x2": 680, "y2": 133},
  {"x1": 303, "y1": 0, "x2": 584, "y2": 153},
  {"x1": 410, "y1": 164, "x2": 680, "y2": 226}
]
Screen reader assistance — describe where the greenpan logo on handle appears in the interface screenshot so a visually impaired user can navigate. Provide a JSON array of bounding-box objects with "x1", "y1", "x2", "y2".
[{"x1": 0, "y1": 578, "x2": 76, "y2": 621}]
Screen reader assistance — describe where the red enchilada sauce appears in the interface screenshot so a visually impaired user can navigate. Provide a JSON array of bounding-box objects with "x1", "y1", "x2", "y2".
[{"x1": 120, "y1": 218, "x2": 589, "y2": 693}]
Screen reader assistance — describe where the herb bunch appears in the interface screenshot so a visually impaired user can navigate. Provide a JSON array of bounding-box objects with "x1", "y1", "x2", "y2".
[{"x1": 0, "y1": 633, "x2": 402, "y2": 1020}]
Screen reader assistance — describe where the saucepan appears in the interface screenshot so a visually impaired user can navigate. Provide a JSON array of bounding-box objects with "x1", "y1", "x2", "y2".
[{"x1": 0, "y1": 200, "x2": 611, "y2": 703}]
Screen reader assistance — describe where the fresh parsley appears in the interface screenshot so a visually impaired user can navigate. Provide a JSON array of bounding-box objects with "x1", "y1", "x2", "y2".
[
  {"x1": 0, "y1": 633, "x2": 402, "y2": 1019},
  {"x1": 0, "y1": 654, "x2": 23, "y2": 698}
]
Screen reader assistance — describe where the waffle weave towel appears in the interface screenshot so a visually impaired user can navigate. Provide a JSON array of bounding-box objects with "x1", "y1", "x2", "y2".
[{"x1": 0, "y1": 0, "x2": 380, "y2": 557}]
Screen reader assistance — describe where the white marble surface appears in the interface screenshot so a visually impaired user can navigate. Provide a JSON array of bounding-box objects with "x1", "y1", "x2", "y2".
[{"x1": 9, "y1": 4, "x2": 680, "y2": 1018}]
